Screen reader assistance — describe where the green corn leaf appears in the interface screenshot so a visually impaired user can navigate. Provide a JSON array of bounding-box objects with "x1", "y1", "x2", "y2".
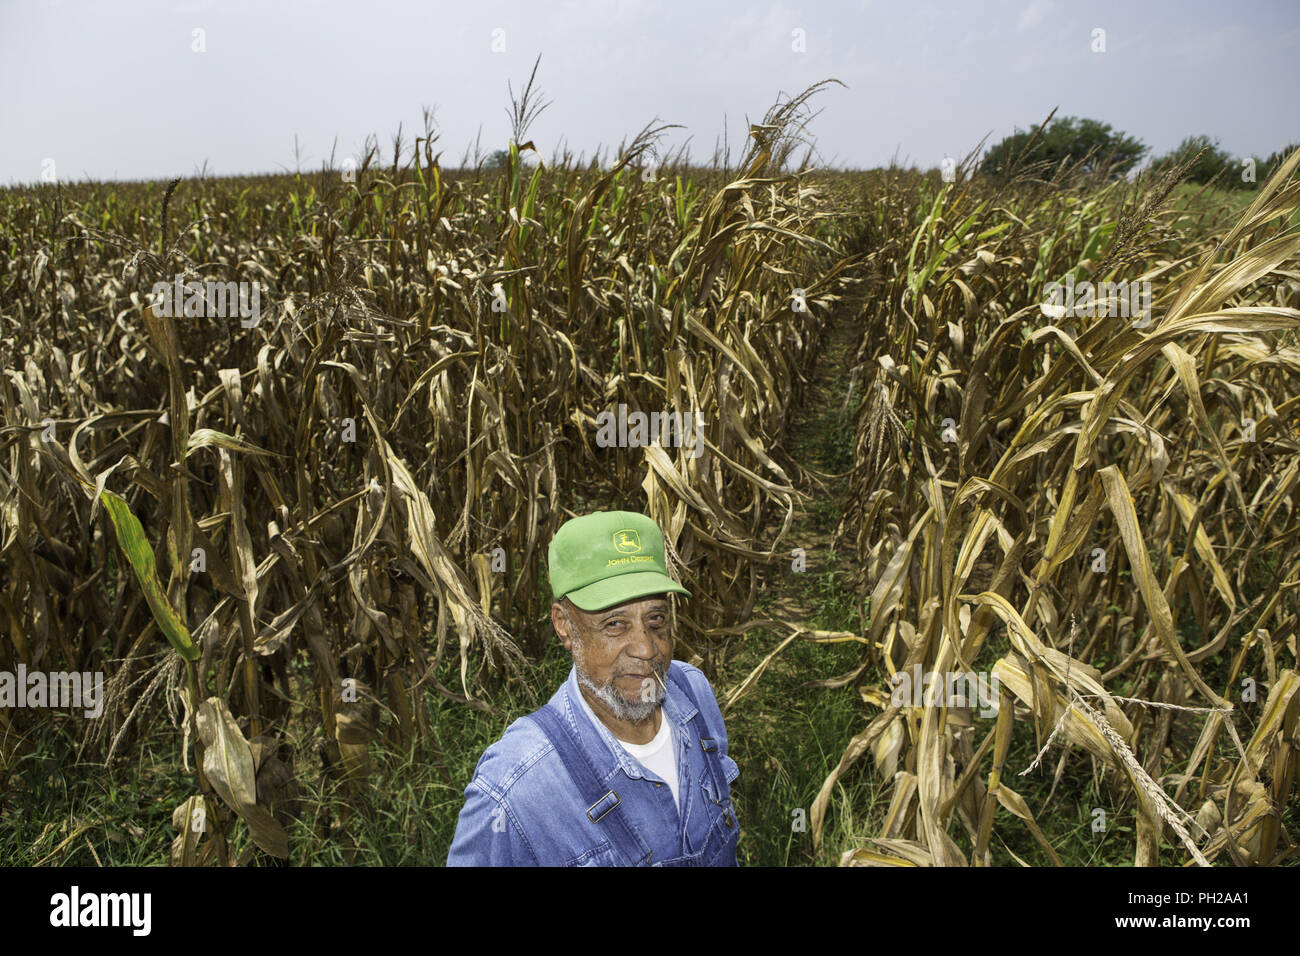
[{"x1": 99, "y1": 490, "x2": 200, "y2": 661}]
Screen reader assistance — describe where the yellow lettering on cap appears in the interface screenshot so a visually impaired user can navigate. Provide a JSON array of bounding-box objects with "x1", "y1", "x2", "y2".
[{"x1": 606, "y1": 555, "x2": 654, "y2": 567}]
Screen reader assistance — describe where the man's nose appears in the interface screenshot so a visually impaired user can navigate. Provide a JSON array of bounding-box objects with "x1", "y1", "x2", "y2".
[{"x1": 625, "y1": 620, "x2": 658, "y2": 659}]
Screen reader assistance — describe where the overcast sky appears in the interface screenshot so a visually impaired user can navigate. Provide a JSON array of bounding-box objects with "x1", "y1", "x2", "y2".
[{"x1": 2, "y1": 0, "x2": 1297, "y2": 185}]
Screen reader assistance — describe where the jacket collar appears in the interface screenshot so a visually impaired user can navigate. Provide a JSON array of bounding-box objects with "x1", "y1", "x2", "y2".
[{"x1": 556, "y1": 662, "x2": 698, "y2": 785}]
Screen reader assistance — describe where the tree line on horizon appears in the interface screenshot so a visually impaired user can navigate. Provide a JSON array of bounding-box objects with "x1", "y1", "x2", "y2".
[{"x1": 976, "y1": 113, "x2": 1297, "y2": 189}]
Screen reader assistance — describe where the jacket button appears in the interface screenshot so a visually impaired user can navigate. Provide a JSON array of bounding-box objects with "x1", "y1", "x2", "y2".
[{"x1": 654, "y1": 782, "x2": 663, "y2": 788}]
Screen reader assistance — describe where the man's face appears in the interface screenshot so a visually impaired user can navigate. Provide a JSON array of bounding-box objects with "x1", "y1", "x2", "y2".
[{"x1": 553, "y1": 595, "x2": 673, "y2": 723}]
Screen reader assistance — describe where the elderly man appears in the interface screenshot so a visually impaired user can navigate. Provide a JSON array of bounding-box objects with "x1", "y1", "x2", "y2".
[{"x1": 447, "y1": 510, "x2": 740, "y2": 866}]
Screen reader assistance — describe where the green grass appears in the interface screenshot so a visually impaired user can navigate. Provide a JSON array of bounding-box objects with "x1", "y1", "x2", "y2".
[
  {"x1": 0, "y1": 713, "x2": 196, "y2": 865},
  {"x1": 726, "y1": 545, "x2": 875, "y2": 865}
]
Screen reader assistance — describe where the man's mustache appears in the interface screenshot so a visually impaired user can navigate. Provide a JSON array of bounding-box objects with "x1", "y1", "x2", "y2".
[
  {"x1": 614, "y1": 661, "x2": 667, "y2": 679},
  {"x1": 612, "y1": 664, "x2": 669, "y2": 697}
]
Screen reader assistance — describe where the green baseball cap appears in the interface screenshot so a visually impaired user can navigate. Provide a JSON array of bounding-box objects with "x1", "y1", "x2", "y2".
[{"x1": 548, "y1": 511, "x2": 691, "y2": 611}]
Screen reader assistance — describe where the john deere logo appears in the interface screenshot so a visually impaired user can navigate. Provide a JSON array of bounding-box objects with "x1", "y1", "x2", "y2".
[{"x1": 613, "y1": 529, "x2": 642, "y2": 554}]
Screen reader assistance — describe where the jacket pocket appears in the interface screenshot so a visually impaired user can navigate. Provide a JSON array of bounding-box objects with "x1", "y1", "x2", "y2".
[
  {"x1": 701, "y1": 755, "x2": 739, "y2": 807},
  {"x1": 700, "y1": 761, "x2": 737, "y2": 811},
  {"x1": 566, "y1": 841, "x2": 623, "y2": 867},
  {"x1": 720, "y1": 754, "x2": 739, "y2": 785}
]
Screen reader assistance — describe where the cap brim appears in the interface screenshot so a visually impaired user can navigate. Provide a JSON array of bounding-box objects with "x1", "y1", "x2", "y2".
[{"x1": 564, "y1": 570, "x2": 691, "y2": 612}]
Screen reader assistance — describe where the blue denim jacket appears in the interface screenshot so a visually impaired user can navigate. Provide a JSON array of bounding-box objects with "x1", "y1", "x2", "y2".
[{"x1": 446, "y1": 660, "x2": 740, "y2": 866}]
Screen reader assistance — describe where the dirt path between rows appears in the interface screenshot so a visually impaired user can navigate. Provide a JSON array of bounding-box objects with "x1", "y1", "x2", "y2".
[{"x1": 765, "y1": 305, "x2": 860, "y2": 623}]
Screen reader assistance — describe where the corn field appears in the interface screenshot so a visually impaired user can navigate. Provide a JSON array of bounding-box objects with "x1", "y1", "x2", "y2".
[{"x1": 1, "y1": 81, "x2": 1297, "y2": 866}]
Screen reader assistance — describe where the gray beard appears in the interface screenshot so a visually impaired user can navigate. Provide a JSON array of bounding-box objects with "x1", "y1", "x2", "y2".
[{"x1": 574, "y1": 659, "x2": 665, "y2": 724}]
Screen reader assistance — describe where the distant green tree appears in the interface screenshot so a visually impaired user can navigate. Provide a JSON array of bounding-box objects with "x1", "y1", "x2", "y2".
[
  {"x1": 484, "y1": 149, "x2": 510, "y2": 171},
  {"x1": 1261, "y1": 142, "x2": 1300, "y2": 182},
  {"x1": 1146, "y1": 136, "x2": 1300, "y2": 190},
  {"x1": 1150, "y1": 135, "x2": 1243, "y2": 187},
  {"x1": 980, "y1": 116, "x2": 1147, "y2": 180}
]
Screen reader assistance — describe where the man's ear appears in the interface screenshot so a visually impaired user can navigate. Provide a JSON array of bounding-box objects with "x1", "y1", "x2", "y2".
[{"x1": 552, "y1": 602, "x2": 574, "y2": 651}]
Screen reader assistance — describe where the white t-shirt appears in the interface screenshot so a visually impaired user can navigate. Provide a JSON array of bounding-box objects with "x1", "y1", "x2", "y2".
[
  {"x1": 616, "y1": 711, "x2": 679, "y2": 813},
  {"x1": 575, "y1": 690, "x2": 680, "y2": 813}
]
